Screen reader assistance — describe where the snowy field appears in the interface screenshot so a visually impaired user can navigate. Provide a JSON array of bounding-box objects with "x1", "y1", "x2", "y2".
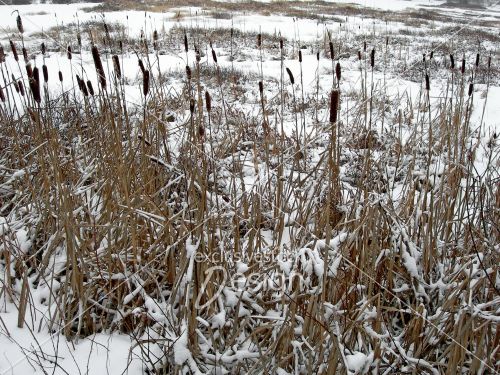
[{"x1": 0, "y1": 0, "x2": 499, "y2": 374}]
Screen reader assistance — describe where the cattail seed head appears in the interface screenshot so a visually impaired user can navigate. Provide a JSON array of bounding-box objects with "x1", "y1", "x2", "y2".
[
  {"x1": 335, "y1": 62, "x2": 341, "y2": 81},
  {"x1": 189, "y1": 98, "x2": 195, "y2": 113},
  {"x1": 280, "y1": 39, "x2": 283, "y2": 50},
  {"x1": 143, "y1": 70, "x2": 150, "y2": 96},
  {"x1": 41, "y1": 42, "x2": 46, "y2": 56},
  {"x1": 363, "y1": 41, "x2": 367, "y2": 52},
  {"x1": 299, "y1": 50, "x2": 302, "y2": 63},
  {"x1": 386, "y1": 36, "x2": 389, "y2": 46},
  {"x1": 184, "y1": 33, "x2": 188, "y2": 52},
  {"x1": 138, "y1": 58, "x2": 145, "y2": 74},
  {"x1": 316, "y1": 51, "x2": 320, "y2": 61},
  {"x1": 329, "y1": 41, "x2": 334, "y2": 60},
  {"x1": 358, "y1": 50, "x2": 362, "y2": 61},
  {"x1": 42, "y1": 65, "x2": 48, "y2": 83},
  {"x1": 205, "y1": 90, "x2": 211, "y2": 112},
  {"x1": 112, "y1": 55, "x2": 121, "y2": 79},
  {"x1": 461, "y1": 58, "x2": 465, "y2": 74},
  {"x1": 425, "y1": 74, "x2": 430, "y2": 91},
  {"x1": 450, "y1": 54, "x2": 455, "y2": 69},
  {"x1": 58, "y1": 70, "x2": 63, "y2": 82},
  {"x1": 26, "y1": 63, "x2": 33, "y2": 79},
  {"x1": 475, "y1": 53, "x2": 480, "y2": 68},
  {"x1": 186, "y1": 65, "x2": 191, "y2": 80},
  {"x1": 10, "y1": 40, "x2": 18, "y2": 62},
  {"x1": 258, "y1": 80, "x2": 263, "y2": 94},
  {"x1": 87, "y1": 80, "x2": 94, "y2": 96},
  {"x1": 487, "y1": 56, "x2": 491, "y2": 69},
  {"x1": 330, "y1": 90, "x2": 339, "y2": 123},
  {"x1": 16, "y1": 15, "x2": 24, "y2": 34},
  {"x1": 30, "y1": 67, "x2": 41, "y2": 103},
  {"x1": 370, "y1": 49, "x2": 375, "y2": 68},
  {"x1": 430, "y1": 50, "x2": 434, "y2": 59},
  {"x1": 67, "y1": 45, "x2": 72, "y2": 60},
  {"x1": 468, "y1": 83, "x2": 473, "y2": 96},
  {"x1": 18, "y1": 80, "x2": 25, "y2": 96},
  {"x1": 211, "y1": 49, "x2": 217, "y2": 64},
  {"x1": 286, "y1": 67, "x2": 294, "y2": 85},
  {"x1": 0, "y1": 86, "x2": 5, "y2": 103},
  {"x1": 91, "y1": 45, "x2": 106, "y2": 88},
  {"x1": 257, "y1": 33, "x2": 262, "y2": 48}
]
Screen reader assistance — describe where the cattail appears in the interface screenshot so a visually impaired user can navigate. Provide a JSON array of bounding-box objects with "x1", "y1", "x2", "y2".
[
  {"x1": 153, "y1": 30, "x2": 158, "y2": 50},
  {"x1": 299, "y1": 50, "x2": 302, "y2": 63},
  {"x1": 30, "y1": 67, "x2": 41, "y2": 103},
  {"x1": 199, "y1": 124, "x2": 205, "y2": 138},
  {"x1": 205, "y1": 90, "x2": 211, "y2": 112},
  {"x1": 18, "y1": 80, "x2": 25, "y2": 96},
  {"x1": 77, "y1": 32, "x2": 82, "y2": 48},
  {"x1": 461, "y1": 58, "x2": 465, "y2": 74},
  {"x1": 280, "y1": 39, "x2": 283, "y2": 50},
  {"x1": 335, "y1": 62, "x2": 341, "y2": 81},
  {"x1": 78, "y1": 75, "x2": 89, "y2": 96},
  {"x1": 103, "y1": 22, "x2": 110, "y2": 41},
  {"x1": 370, "y1": 49, "x2": 375, "y2": 68},
  {"x1": 330, "y1": 90, "x2": 339, "y2": 123},
  {"x1": 316, "y1": 51, "x2": 320, "y2": 61},
  {"x1": 10, "y1": 40, "x2": 18, "y2": 62},
  {"x1": 425, "y1": 74, "x2": 430, "y2": 91},
  {"x1": 112, "y1": 55, "x2": 121, "y2": 79},
  {"x1": 91, "y1": 46, "x2": 106, "y2": 88},
  {"x1": 450, "y1": 54, "x2": 455, "y2": 69},
  {"x1": 430, "y1": 50, "x2": 434, "y2": 59},
  {"x1": 258, "y1": 81, "x2": 263, "y2": 94},
  {"x1": 475, "y1": 53, "x2": 480, "y2": 68},
  {"x1": 363, "y1": 41, "x2": 367, "y2": 52},
  {"x1": 186, "y1": 65, "x2": 191, "y2": 80},
  {"x1": 257, "y1": 33, "x2": 262, "y2": 48},
  {"x1": 286, "y1": 67, "x2": 294, "y2": 85},
  {"x1": 138, "y1": 59, "x2": 145, "y2": 74},
  {"x1": 16, "y1": 14, "x2": 24, "y2": 34},
  {"x1": 422, "y1": 53, "x2": 426, "y2": 63},
  {"x1": 0, "y1": 46, "x2": 4, "y2": 63},
  {"x1": 87, "y1": 80, "x2": 94, "y2": 96},
  {"x1": 42, "y1": 65, "x2": 48, "y2": 83},
  {"x1": 211, "y1": 49, "x2": 217, "y2": 64},
  {"x1": 189, "y1": 98, "x2": 195, "y2": 114},
  {"x1": 76, "y1": 74, "x2": 84, "y2": 91},
  {"x1": 0, "y1": 86, "x2": 5, "y2": 102},
  {"x1": 58, "y1": 71, "x2": 63, "y2": 82},
  {"x1": 22, "y1": 47, "x2": 28, "y2": 62},
  {"x1": 358, "y1": 50, "x2": 362, "y2": 61},
  {"x1": 67, "y1": 45, "x2": 72, "y2": 60},
  {"x1": 329, "y1": 41, "x2": 334, "y2": 60},
  {"x1": 184, "y1": 33, "x2": 188, "y2": 52},
  {"x1": 386, "y1": 36, "x2": 389, "y2": 46},
  {"x1": 143, "y1": 70, "x2": 149, "y2": 96},
  {"x1": 487, "y1": 56, "x2": 491, "y2": 69},
  {"x1": 26, "y1": 63, "x2": 33, "y2": 79},
  {"x1": 40, "y1": 42, "x2": 46, "y2": 56},
  {"x1": 468, "y1": 83, "x2": 473, "y2": 96}
]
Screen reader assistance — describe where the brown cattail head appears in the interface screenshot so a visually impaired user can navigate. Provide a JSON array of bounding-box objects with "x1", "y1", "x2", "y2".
[
  {"x1": 286, "y1": 67, "x2": 294, "y2": 85},
  {"x1": 363, "y1": 41, "x2": 367, "y2": 52},
  {"x1": 184, "y1": 33, "x2": 188, "y2": 53},
  {"x1": 18, "y1": 80, "x2": 25, "y2": 96},
  {"x1": 16, "y1": 15, "x2": 24, "y2": 34},
  {"x1": 425, "y1": 74, "x2": 430, "y2": 91},
  {"x1": 370, "y1": 49, "x2": 375, "y2": 68},
  {"x1": 22, "y1": 47, "x2": 28, "y2": 62},
  {"x1": 26, "y1": 63, "x2": 33, "y2": 79},
  {"x1": 468, "y1": 83, "x2": 473, "y2": 96},
  {"x1": 41, "y1": 42, "x2": 46, "y2": 56},
  {"x1": 430, "y1": 50, "x2": 434, "y2": 59},
  {"x1": 0, "y1": 85, "x2": 5, "y2": 102},
  {"x1": 257, "y1": 33, "x2": 262, "y2": 48},
  {"x1": 450, "y1": 54, "x2": 455, "y2": 69},
  {"x1": 112, "y1": 55, "x2": 121, "y2": 79},
  {"x1": 198, "y1": 124, "x2": 205, "y2": 139},
  {"x1": 67, "y1": 45, "x2": 72, "y2": 60},
  {"x1": 138, "y1": 59, "x2": 145, "y2": 74},
  {"x1": 143, "y1": 70, "x2": 150, "y2": 96},
  {"x1": 87, "y1": 80, "x2": 94, "y2": 96},
  {"x1": 42, "y1": 65, "x2": 48, "y2": 83},
  {"x1": 58, "y1": 71, "x2": 63, "y2": 82},
  {"x1": 488, "y1": 56, "x2": 491, "y2": 69},
  {"x1": 316, "y1": 51, "x2": 320, "y2": 61},
  {"x1": 475, "y1": 53, "x2": 480, "y2": 68},
  {"x1": 335, "y1": 62, "x2": 341, "y2": 81},
  {"x1": 189, "y1": 98, "x2": 195, "y2": 113},
  {"x1": 258, "y1": 80, "x2": 263, "y2": 94},
  {"x1": 461, "y1": 58, "x2": 465, "y2": 74},
  {"x1": 10, "y1": 40, "x2": 18, "y2": 62},
  {"x1": 422, "y1": 53, "x2": 426, "y2": 63},
  {"x1": 329, "y1": 41, "x2": 334, "y2": 60},
  {"x1": 386, "y1": 36, "x2": 389, "y2": 46},
  {"x1": 91, "y1": 46, "x2": 106, "y2": 88},
  {"x1": 205, "y1": 90, "x2": 211, "y2": 112},
  {"x1": 186, "y1": 65, "x2": 191, "y2": 80},
  {"x1": 30, "y1": 67, "x2": 41, "y2": 103},
  {"x1": 211, "y1": 49, "x2": 217, "y2": 64},
  {"x1": 299, "y1": 50, "x2": 302, "y2": 63},
  {"x1": 330, "y1": 90, "x2": 339, "y2": 123},
  {"x1": 153, "y1": 30, "x2": 158, "y2": 50},
  {"x1": 358, "y1": 50, "x2": 362, "y2": 61},
  {"x1": 280, "y1": 39, "x2": 283, "y2": 50}
]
